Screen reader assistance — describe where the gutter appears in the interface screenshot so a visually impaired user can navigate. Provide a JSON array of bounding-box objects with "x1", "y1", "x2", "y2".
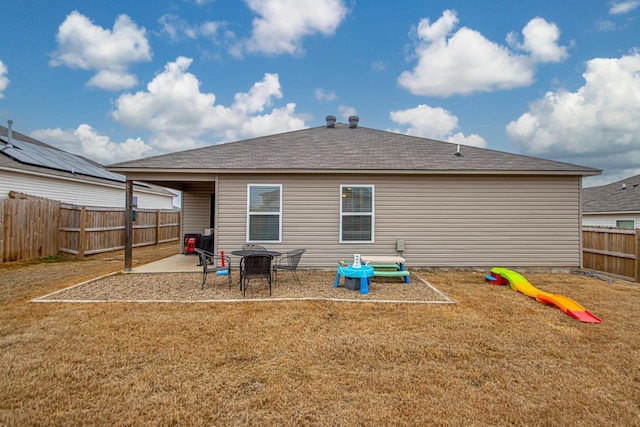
[{"x1": 107, "y1": 167, "x2": 600, "y2": 177}]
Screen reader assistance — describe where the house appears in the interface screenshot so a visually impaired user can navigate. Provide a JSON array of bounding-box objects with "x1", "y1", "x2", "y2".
[
  {"x1": 0, "y1": 123, "x2": 175, "y2": 209},
  {"x1": 107, "y1": 116, "x2": 600, "y2": 269},
  {"x1": 582, "y1": 174, "x2": 640, "y2": 229}
]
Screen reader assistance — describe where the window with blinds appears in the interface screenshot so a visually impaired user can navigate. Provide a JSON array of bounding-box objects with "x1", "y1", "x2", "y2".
[
  {"x1": 340, "y1": 185, "x2": 374, "y2": 243},
  {"x1": 247, "y1": 184, "x2": 282, "y2": 242}
]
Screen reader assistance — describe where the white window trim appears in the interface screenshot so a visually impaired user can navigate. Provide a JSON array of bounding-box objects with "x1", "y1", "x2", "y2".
[
  {"x1": 246, "y1": 184, "x2": 282, "y2": 243},
  {"x1": 339, "y1": 184, "x2": 375, "y2": 244}
]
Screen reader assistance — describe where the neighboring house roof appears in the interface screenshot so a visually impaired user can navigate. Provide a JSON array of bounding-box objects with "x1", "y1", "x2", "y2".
[
  {"x1": 0, "y1": 125, "x2": 174, "y2": 197},
  {"x1": 583, "y1": 174, "x2": 640, "y2": 213},
  {"x1": 108, "y1": 122, "x2": 600, "y2": 177}
]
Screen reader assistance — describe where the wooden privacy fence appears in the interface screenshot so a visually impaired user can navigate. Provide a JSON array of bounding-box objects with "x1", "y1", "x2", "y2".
[
  {"x1": 1, "y1": 195, "x2": 180, "y2": 262},
  {"x1": 59, "y1": 205, "x2": 180, "y2": 256},
  {"x1": 582, "y1": 227, "x2": 640, "y2": 282},
  {"x1": 1, "y1": 197, "x2": 61, "y2": 262}
]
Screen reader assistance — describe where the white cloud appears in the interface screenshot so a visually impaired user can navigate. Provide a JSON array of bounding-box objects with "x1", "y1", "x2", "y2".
[
  {"x1": 595, "y1": 20, "x2": 618, "y2": 32},
  {"x1": 159, "y1": 14, "x2": 191, "y2": 40},
  {"x1": 200, "y1": 21, "x2": 225, "y2": 38},
  {"x1": 244, "y1": 0, "x2": 348, "y2": 55},
  {"x1": 389, "y1": 104, "x2": 486, "y2": 148},
  {"x1": 31, "y1": 124, "x2": 152, "y2": 164},
  {"x1": 447, "y1": 132, "x2": 487, "y2": 148},
  {"x1": 506, "y1": 51, "x2": 640, "y2": 180},
  {"x1": 398, "y1": 10, "x2": 568, "y2": 97},
  {"x1": 0, "y1": 60, "x2": 9, "y2": 98},
  {"x1": 87, "y1": 69, "x2": 138, "y2": 91},
  {"x1": 314, "y1": 88, "x2": 337, "y2": 102},
  {"x1": 371, "y1": 61, "x2": 386, "y2": 72},
  {"x1": 159, "y1": 14, "x2": 226, "y2": 42},
  {"x1": 111, "y1": 56, "x2": 306, "y2": 152},
  {"x1": 510, "y1": 17, "x2": 569, "y2": 63},
  {"x1": 223, "y1": 103, "x2": 301, "y2": 141},
  {"x1": 233, "y1": 73, "x2": 282, "y2": 114},
  {"x1": 338, "y1": 105, "x2": 357, "y2": 121},
  {"x1": 50, "y1": 11, "x2": 151, "y2": 90},
  {"x1": 609, "y1": 1, "x2": 640, "y2": 14}
]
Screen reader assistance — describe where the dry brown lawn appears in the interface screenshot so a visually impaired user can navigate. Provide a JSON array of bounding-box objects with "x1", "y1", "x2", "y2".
[{"x1": 1, "y1": 242, "x2": 639, "y2": 426}]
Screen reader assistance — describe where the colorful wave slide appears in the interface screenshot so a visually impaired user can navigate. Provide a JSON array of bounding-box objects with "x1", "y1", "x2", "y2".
[{"x1": 489, "y1": 267, "x2": 601, "y2": 323}]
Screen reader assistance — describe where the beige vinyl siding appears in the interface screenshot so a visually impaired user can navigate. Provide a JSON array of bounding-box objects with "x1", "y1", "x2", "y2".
[
  {"x1": 182, "y1": 182, "x2": 214, "y2": 236},
  {"x1": 216, "y1": 174, "x2": 582, "y2": 268},
  {"x1": 376, "y1": 175, "x2": 580, "y2": 267}
]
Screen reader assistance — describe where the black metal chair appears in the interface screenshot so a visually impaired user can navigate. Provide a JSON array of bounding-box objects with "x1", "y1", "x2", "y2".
[
  {"x1": 240, "y1": 254, "x2": 273, "y2": 296},
  {"x1": 273, "y1": 249, "x2": 306, "y2": 285},
  {"x1": 195, "y1": 248, "x2": 232, "y2": 290},
  {"x1": 241, "y1": 243, "x2": 267, "y2": 251}
]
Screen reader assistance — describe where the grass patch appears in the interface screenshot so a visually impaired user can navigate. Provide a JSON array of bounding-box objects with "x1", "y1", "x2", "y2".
[
  {"x1": 1, "y1": 242, "x2": 639, "y2": 426},
  {"x1": 33, "y1": 254, "x2": 67, "y2": 263}
]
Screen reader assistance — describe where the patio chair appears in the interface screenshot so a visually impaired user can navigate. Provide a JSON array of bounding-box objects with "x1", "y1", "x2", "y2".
[
  {"x1": 241, "y1": 243, "x2": 267, "y2": 251},
  {"x1": 240, "y1": 254, "x2": 273, "y2": 296},
  {"x1": 273, "y1": 249, "x2": 306, "y2": 285},
  {"x1": 195, "y1": 248, "x2": 232, "y2": 290}
]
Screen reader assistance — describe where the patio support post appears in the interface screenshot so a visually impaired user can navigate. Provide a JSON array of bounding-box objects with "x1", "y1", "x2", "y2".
[{"x1": 125, "y1": 179, "x2": 133, "y2": 272}]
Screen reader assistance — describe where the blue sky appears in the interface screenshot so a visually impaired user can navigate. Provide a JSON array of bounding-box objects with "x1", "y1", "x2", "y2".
[{"x1": 1, "y1": 0, "x2": 639, "y2": 186}]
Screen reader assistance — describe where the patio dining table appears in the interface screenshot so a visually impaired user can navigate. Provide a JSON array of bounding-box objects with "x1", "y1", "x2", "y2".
[
  {"x1": 230, "y1": 250, "x2": 282, "y2": 286},
  {"x1": 230, "y1": 250, "x2": 282, "y2": 258}
]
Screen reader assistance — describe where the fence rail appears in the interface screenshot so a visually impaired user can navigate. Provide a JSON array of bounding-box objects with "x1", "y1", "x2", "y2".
[
  {"x1": 1, "y1": 195, "x2": 180, "y2": 262},
  {"x1": 59, "y1": 205, "x2": 180, "y2": 256},
  {"x1": 4, "y1": 195, "x2": 635, "y2": 280},
  {"x1": 0, "y1": 197, "x2": 61, "y2": 262},
  {"x1": 582, "y1": 227, "x2": 640, "y2": 282}
]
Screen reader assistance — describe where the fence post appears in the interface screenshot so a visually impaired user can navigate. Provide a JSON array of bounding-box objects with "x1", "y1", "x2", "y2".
[
  {"x1": 124, "y1": 180, "x2": 133, "y2": 271},
  {"x1": 0, "y1": 200, "x2": 4, "y2": 263},
  {"x1": 636, "y1": 229, "x2": 640, "y2": 282},
  {"x1": 78, "y1": 206, "x2": 86, "y2": 257},
  {"x1": 156, "y1": 209, "x2": 160, "y2": 245}
]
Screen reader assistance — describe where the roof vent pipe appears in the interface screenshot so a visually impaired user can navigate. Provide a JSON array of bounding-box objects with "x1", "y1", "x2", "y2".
[
  {"x1": 348, "y1": 115, "x2": 359, "y2": 128},
  {"x1": 326, "y1": 115, "x2": 336, "y2": 128},
  {"x1": 6, "y1": 120, "x2": 13, "y2": 148},
  {"x1": 622, "y1": 183, "x2": 627, "y2": 190},
  {"x1": 454, "y1": 144, "x2": 463, "y2": 157}
]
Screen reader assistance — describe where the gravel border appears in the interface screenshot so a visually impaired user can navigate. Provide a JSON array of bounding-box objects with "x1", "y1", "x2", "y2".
[{"x1": 34, "y1": 270, "x2": 453, "y2": 304}]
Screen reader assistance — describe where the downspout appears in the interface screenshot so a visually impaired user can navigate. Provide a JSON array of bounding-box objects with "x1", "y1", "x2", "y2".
[{"x1": 579, "y1": 176, "x2": 584, "y2": 269}]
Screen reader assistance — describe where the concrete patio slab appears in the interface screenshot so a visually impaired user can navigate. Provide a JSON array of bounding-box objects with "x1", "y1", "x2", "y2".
[{"x1": 131, "y1": 254, "x2": 202, "y2": 273}]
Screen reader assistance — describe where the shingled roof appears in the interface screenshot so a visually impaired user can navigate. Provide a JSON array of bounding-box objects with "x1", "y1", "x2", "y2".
[
  {"x1": 108, "y1": 123, "x2": 600, "y2": 176},
  {"x1": 583, "y1": 174, "x2": 640, "y2": 213}
]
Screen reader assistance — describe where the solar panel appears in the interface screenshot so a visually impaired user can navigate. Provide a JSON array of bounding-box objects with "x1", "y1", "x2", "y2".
[{"x1": 0, "y1": 136, "x2": 124, "y2": 182}]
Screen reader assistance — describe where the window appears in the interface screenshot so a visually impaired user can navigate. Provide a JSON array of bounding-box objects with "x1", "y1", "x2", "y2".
[
  {"x1": 616, "y1": 219, "x2": 635, "y2": 229},
  {"x1": 247, "y1": 184, "x2": 282, "y2": 242},
  {"x1": 340, "y1": 185, "x2": 374, "y2": 243}
]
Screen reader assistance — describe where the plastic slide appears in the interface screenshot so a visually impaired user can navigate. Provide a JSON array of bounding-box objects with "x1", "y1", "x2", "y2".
[{"x1": 489, "y1": 267, "x2": 601, "y2": 323}]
